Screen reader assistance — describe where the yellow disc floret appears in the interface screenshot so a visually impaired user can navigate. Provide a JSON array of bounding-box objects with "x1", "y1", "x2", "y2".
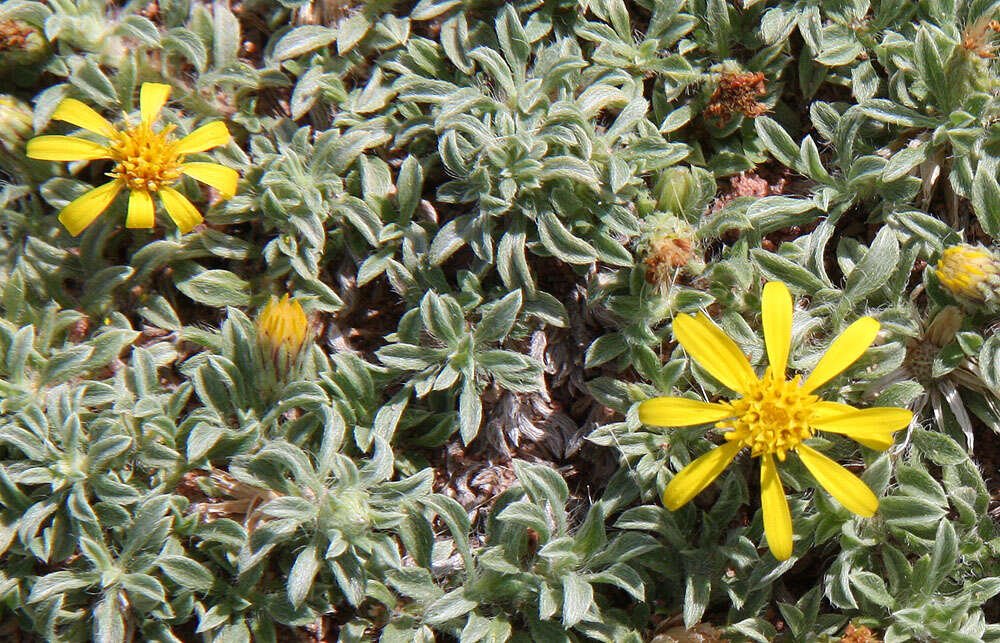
[
  {"x1": 108, "y1": 123, "x2": 183, "y2": 193},
  {"x1": 722, "y1": 370, "x2": 819, "y2": 461}
]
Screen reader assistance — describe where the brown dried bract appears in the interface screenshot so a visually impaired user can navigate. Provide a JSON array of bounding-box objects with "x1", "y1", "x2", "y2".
[
  {"x1": 705, "y1": 72, "x2": 768, "y2": 125},
  {"x1": 840, "y1": 623, "x2": 882, "y2": 643},
  {"x1": 0, "y1": 20, "x2": 33, "y2": 50},
  {"x1": 188, "y1": 468, "x2": 283, "y2": 533},
  {"x1": 176, "y1": 469, "x2": 213, "y2": 504}
]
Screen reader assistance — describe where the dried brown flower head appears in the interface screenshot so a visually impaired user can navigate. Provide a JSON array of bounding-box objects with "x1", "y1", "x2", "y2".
[
  {"x1": 0, "y1": 20, "x2": 33, "y2": 51},
  {"x1": 644, "y1": 236, "x2": 695, "y2": 284},
  {"x1": 140, "y1": 2, "x2": 160, "y2": 20},
  {"x1": 638, "y1": 213, "x2": 703, "y2": 291},
  {"x1": 962, "y1": 15, "x2": 1000, "y2": 58},
  {"x1": 839, "y1": 623, "x2": 881, "y2": 643},
  {"x1": 705, "y1": 71, "x2": 768, "y2": 125}
]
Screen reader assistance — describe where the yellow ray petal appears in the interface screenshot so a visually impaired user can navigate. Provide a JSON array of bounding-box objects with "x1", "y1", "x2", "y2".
[
  {"x1": 58, "y1": 181, "x2": 122, "y2": 236},
  {"x1": 51, "y1": 99, "x2": 116, "y2": 138},
  {"x1": 662, "y1": 441, "x2": 741, "y2": 511},
  {"x1": 140, "y1": 82, "x2": 171, "y2": 124},
  {"x1": 810, "y1": 401, "x2": 891, "y2": 449},
  {"x1": 126, "y1": 190, "x2": 155, "y2": 229},
  {"x1": 158, "y1": 187, "x2": 203, "y2": 233},
  {"x1": 843, "y1": 434, "x2": 894, "y2": 452},
  {"x1": 174, "y1": 122, "x2": 231, "y2": 155},
  {"x1": 802, "y1": 318, "x2": 880, "y2": 393},
  {"x1": 26, "y1": 135, "x2": 111, "y2": 161},
  {"x1": 810, "y1": 405, "x2": 912, "y2": 432},
  {"x1": 809, "y1": 401, "x2": 858, "y2": 418},
  {"x1": 798, "y1": 444, "x2": 878, "y2": 517},
  {"x1": 639, "y1": 397, "x2": 734, "y2": 427},
  {"x1": 760, "y1": 453, "x2": 793, "y2": 561},
  {"x1": 809, "y1": 406, "x2": 912, "y2": 451},
  {"x1": 180, "y1": 162, "x2": 238, "y2": 199},
  {"x1": 761, "y1": 281, "x2": 792, "y2": 376},
  {"x1": 673, "y1": 313, "x2": 756, "y2": 394}
]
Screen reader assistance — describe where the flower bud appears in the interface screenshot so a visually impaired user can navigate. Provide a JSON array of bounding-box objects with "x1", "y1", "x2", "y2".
[
  {"x1": 327, "y1": 490, "x2": 371, "y2": 540},
  {"x1": 256, "y1": 295, "x2": 311, "y2": 380},
  {"x1": 904, "y1": 306, "x2": 964, "y2": 383},
  {"x1": 924, "y1": 305, "x2": 964, "y2": 347},
  {"x1": 935, "y1": 244, "x2": 1000, "y2": 305},
  {"x1": 654, "y1": 166, "x2": 696, "y2": 215},
  {"x1": 0, "y1": 95, "x2": 32, "y2": 155}
]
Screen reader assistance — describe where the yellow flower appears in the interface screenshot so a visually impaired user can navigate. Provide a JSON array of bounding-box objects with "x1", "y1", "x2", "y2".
[
  {"x1": 935, "y1": 244, "x2": 1000, "y2": 303},
  {"x1": 25, "y1": 82, "x2": 237, "y2": 236},
  {"x1": 257, "y1": 294, "x2": 310, "y2": 373},
  {"x1": 639, "y1": 282, "x2": 913, "y2": 561}
]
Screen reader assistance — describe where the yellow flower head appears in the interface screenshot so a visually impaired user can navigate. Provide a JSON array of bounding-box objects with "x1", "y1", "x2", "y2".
[
  {"x1": 257, "y1": 295, "x2": 311, "y2": 371},
  {"x1": 935, "y1": 244, "x2": 1000, "y2": 303},
  {"x1": 639, "y1": 282, "x2": 913, "y2": 561},
  {"x1": 25, "y1": 82, "x2": 238, "y2": 236}
]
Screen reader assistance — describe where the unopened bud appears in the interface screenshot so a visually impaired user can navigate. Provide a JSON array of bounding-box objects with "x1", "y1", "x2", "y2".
[
  {"x1": 654, "y1": 166, "x2": 695, "y2": 215},
  {"x1": 924, "y1": 305, "x2": 964, "y2": 347},
  {"x1": 0, "y1": 95, "x2": 32, "y2": 154},
  {"x1": 935, "y1": 244, "x2": 1000, "y2": 305},
  {"x1": 328, "y1": 490, "x2": 371, "y2": 540},
  {"x1": 256, "y1": 294, "x2": 311, "y2": 379}
]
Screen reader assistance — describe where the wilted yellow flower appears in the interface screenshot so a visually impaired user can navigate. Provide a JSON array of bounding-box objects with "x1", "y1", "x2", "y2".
[
  {"x1": 639, "y1": 282, "x2": 912, "y2": 560},
  {"x1": 935, "y1": 244, "x2": 1000, "y2": 303},
  {"x1": 257, "y1": 295, "x2": 311, "y2": 375},
  {"x1": 25, "y1": 82, "x2": 237, "y2": 236}
]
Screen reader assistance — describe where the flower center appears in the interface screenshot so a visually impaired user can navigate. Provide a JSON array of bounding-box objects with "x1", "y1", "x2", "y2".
[
  {"x1": 107, "y1": 124, "x2": 183, "y2": 192},
  {"x1": 721, "y1": 369, "x2": 818, "y2": 461},
  {"x1": 903, "y1": 339, "x2": 938, "y2": 383}
]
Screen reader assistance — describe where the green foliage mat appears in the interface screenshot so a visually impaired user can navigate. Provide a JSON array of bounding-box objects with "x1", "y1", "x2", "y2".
[{"x1": 3, "y1": 0, "x2": 1000, "y2": 641}]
